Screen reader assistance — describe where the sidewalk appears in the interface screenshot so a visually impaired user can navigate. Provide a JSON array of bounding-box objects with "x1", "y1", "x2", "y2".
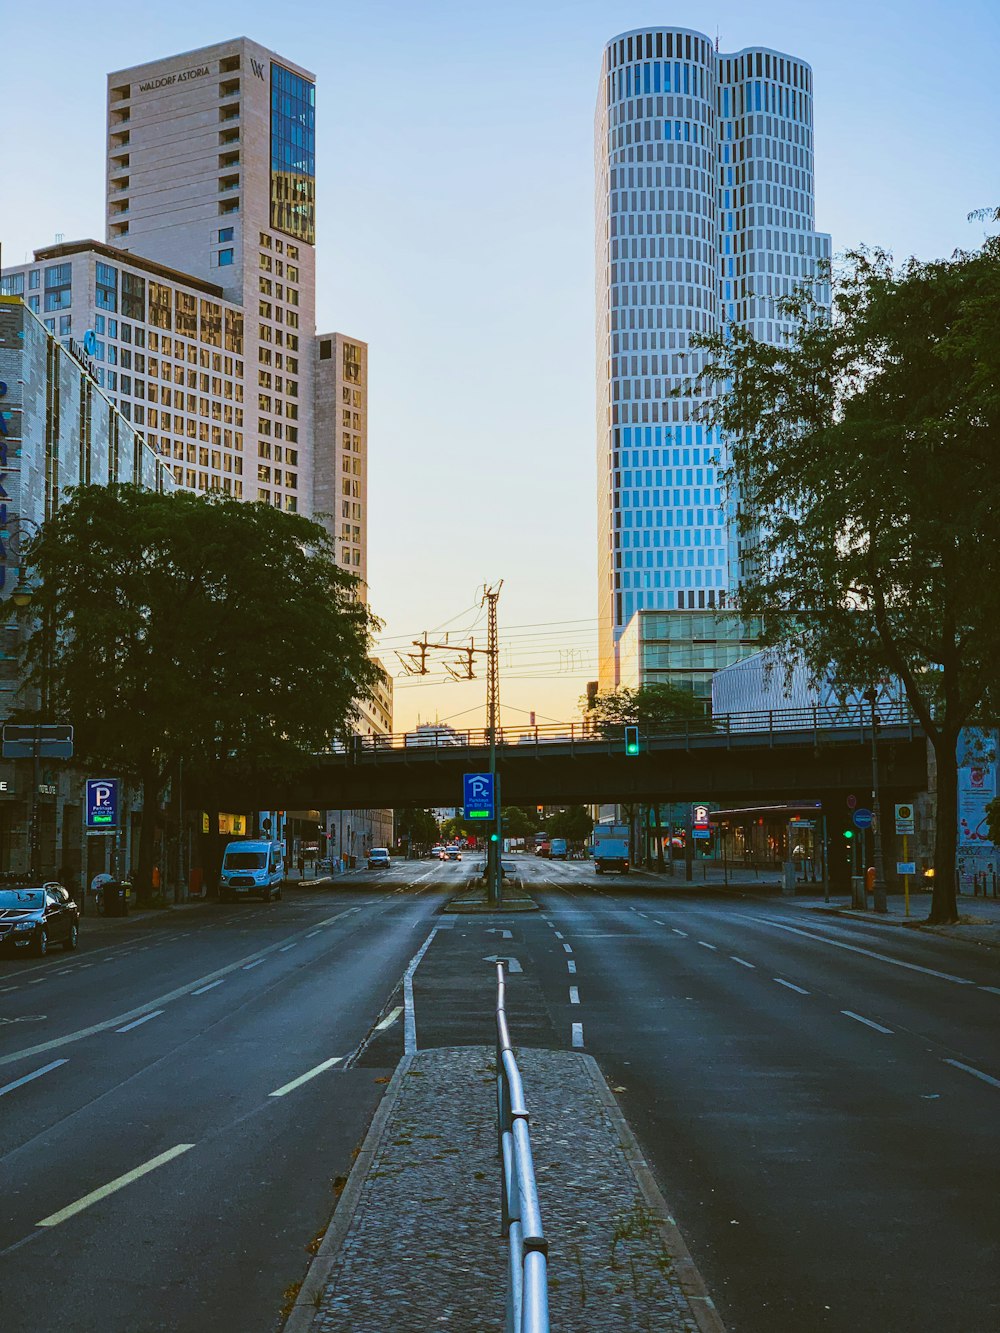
[{"x1": 285, "y1": 1047, "x2": 723, "y2": 1333}]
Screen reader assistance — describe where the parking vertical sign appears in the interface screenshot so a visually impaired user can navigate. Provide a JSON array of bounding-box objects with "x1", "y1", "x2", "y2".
[
  {"x1": 463, "y1": 773, "x2": 495, "y2": 822},
  {"x1": 86, "y1": 779, "x2": 120, "y2": 831}
]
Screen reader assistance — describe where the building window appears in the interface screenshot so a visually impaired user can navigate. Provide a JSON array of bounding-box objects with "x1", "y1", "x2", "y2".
[
  {"x1": 43, "y1": 263, "x2": 72, "y2": 312},
  {"x1": 59, "y1": 314, "x2": 71, "y2": 336},
  {"x1": 0, "y1": 274, "x2": 24, "y2": 296},
  {"x1": 28, "y1": 295, "x2": 40, "y2": 314},
  {"x1": 343, "y1": 343, "x2": 361, "y2": 382},
  {"x1": 175, "y1": 290, "x2": 198, "y2": 338},
  {"x1": 319, "y1": 340, "x2": 332, "y2": 360},
  {"x1": 96, "y1": 261, "x2": 119, "y2": 311},
  {"x1": 122, "y1": 270, "x2": 145, "y2": 320},
  {"x1": 28, "y1": 270, "x2": 40, "y2": 290},
  {"x1": 218, "y1": 248, "x2": 235, "y2": 267},
  {"x1": 218, "y1": 227, "x2": 234, "y2": 242},
  {"x1": 148, "y1": 282, "x2": 172, "y2": 330},
  {"x1": 269, "y1": 62, "x2": 316, "y2": 244}
]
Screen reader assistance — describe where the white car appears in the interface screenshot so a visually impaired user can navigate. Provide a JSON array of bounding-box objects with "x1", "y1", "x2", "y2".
[
  {"x1": 430, "y1": 845, "x2": 447, "y2": 860},
  {"x1": 367, "y1": 847, "x2": 390, "y2": 869},
  {"x1": 445, "y1": 846, "x2": 463, "y2": 861}
]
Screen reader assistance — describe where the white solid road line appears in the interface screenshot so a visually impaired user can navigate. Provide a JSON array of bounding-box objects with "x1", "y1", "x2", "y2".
[
  {"x1": 404, "y1": 928, "x2": 438, "y2": 1055},
  {"x1": 979, "y1": 986, "x2": 1000, "y2": 996},
  {"x1": 38, "y1": 1143, "x2": 196, "y2": 1228},
  {"x1": 731, "y1": 956, "x2": 756, "y2": 968},
  {"x1": 117, "y1": 1010, "x2": 164, "y2": 1034},
  {"x1": 569, "y1": 987, "x2": 580, "y2": 1005},
  {"x1": 774, "y1": 978, "x2": 810, "y2": 995},
  {"x1": 191, "y1": 980, "x2": 224, "y2": 996},
  {"x1": 748, "y1": 917, "x2": 976, "y2": 986},
  {"x1": 269, "y1": 1056, "x2": 343, "y2": 1098},
  {"x1": 571, "y1": 1022, "x2": 584, "y2": 1048},
  {"x1": 375, "y1": 1005, "x2": 404, "y2": 1032},
  {"x1": 567, "y1": 960, "x2": 577, "y2": 974},
  {"x1": 841, "y1": 1009, "x2": 893, "y2": 1034},
  {"x1": 0, "y1": 1059, "x2": 68, "y2": 1100},
  {"x1": 943, "y1": 1058, "x2": 1000, "y2": 1090}
]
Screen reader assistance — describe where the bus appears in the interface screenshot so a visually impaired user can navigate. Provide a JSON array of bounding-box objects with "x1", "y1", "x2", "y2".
[{"x1": 533, "y1": 832, "x2": 551, "y2": 858}]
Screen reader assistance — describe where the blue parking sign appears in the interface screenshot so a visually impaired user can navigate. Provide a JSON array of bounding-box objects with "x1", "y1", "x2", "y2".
[
  {"x1": 463, "y1": 773, "x2": 495, "y2": 821},
  {"x1": 86, "y1": 778, "x2": 120, "y2": 830}
]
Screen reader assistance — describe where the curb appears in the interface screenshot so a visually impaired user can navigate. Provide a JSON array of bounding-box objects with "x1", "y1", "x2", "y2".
[
  {"x1": 282, "y1": 1053, "x2": 414, "y2": 1333},
  {"x1": 580, "y1": 1054, "x2": 727, "y2": 1333}
]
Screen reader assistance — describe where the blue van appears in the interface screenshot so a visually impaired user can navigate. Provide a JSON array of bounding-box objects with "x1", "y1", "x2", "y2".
[{"x1": 219, "y1": 840, "x2": 285, "y2": 902}]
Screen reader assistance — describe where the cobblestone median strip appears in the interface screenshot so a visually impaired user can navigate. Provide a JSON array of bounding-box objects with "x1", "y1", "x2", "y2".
[{"x1": 286, "y1": 1046, "x2": 722, "y2": 1332}]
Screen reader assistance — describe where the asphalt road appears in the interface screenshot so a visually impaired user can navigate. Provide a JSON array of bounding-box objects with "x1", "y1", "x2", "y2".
[
  {"x1": 2, "y1": 855, "x2": 997, "y2": 1332},
  {"x1": 506, "y1": 857, "x2": 1000, "y2": 1333},
  {"x1": 0, "y1": 863, "x2": 445, "y2": 1333}
]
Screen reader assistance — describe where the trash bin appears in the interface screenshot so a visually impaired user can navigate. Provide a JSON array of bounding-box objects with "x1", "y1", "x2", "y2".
[{"x1": 101, "y1": 879, "x2": 131, "y2": 917}]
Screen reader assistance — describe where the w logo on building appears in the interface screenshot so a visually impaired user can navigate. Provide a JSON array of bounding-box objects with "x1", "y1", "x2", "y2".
[{"x1": 250, "y1": 57, "x2": 265, "y2": 80}]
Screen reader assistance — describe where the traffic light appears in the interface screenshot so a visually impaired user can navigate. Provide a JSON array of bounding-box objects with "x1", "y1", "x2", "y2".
[
  {"x1": 625, "y1": 725, "x2": 639, "y2": 755},
  {"x1": 490, "y1": 832, "x2": 500, "y2": 843},
  {"x1": 843, "y1": 829, "x2": 854, "y2": 840}
]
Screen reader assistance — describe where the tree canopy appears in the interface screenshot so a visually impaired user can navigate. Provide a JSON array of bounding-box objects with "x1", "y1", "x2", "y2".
[
  {"x1": 546, "y1": 805, "x2": 593, "y2": 842},
  {"x1": 585, "y1": 683, "x2": 705, "y2": 738},
  {"x1": 686, "y1": 233, "x2": 1000, "y2": 922},
  {"x1": 20, "y1": 485, "x2": 379, "y2": 898}
]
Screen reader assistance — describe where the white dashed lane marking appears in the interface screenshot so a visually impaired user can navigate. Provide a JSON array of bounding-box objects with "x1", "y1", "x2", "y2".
[{"x1": 842, "y1": 1009, "x2": 893, "y2": 1035}]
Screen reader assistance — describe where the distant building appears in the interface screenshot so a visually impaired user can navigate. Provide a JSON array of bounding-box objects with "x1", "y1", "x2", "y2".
[
  {"x1": 617, "y1": 610, "x2": 760, "y2": 709},
  {"x1": 595, "y1": 26, "x2": 830, "y2": 687},
  {"x1": 0, "y1": 295, "x2": 174, "y2": 879}
]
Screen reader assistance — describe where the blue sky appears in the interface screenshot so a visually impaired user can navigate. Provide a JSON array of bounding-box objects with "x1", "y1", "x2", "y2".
[{"x1": 4, "y1": 0, "x2": 997, "y2": 731}]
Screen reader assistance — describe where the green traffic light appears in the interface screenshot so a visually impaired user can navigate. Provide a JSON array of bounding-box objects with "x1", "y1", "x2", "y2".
[
  {"x1": 490, "y1": 833, "x2": 499, "y2": 842},
  {"x1": 843, "y1": 829, "x2": 854, "y2": 839}
]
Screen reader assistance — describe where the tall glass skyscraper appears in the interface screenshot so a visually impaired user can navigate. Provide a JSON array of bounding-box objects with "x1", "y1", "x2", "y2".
[{"x1": 595, "y1": 27, "x2": 830, "y2": 688}]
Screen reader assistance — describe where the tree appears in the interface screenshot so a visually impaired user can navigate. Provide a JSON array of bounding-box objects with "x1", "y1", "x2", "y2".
[
  {"x1": 686, "y1": 234, "x2": 1000, "y2": 923},
  {"x1": 546, "y1": 805, "x2": 593, "y2": 842},
  {"x1": 500, "y1": 806, "x2": 539, "y2": 840},
  {"x1": 396, "y1": 808, "x2": 439, "y2": 850},
  {"x1": 585, "y1": 683, "x2": 705, "y2": 739},
  {"x1": 20, "y1": 485, "x2": 378, "y2": 902}
]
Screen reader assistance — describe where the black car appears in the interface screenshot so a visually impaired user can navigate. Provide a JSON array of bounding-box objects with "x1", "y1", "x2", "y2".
[{"x1": 0, "y1": 883, "x2": 80, "y2": 957}]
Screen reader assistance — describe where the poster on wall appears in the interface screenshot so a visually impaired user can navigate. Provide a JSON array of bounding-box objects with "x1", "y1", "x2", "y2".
[{"x1": 956, "y1": 728, "x2": 999, "y2": 893}]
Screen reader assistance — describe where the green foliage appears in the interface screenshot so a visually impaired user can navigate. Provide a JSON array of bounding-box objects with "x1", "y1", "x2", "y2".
[
  {"x1": 20, "y1": 485, "x2": 379, "y2": 894},
  {"x1": 586, "y1": 683, "x2": 704, "y2": 738},
  {"x1": 686, "y1": 233, "x2": 1000, "y2": 922},
  {"x1": 546, "y1": 805, "x2": 593, "y2": 842},
  {"x1": 500, "y1": 806, "x2": 539, "y2": 839},
  {"x1": 985, "y1": 797, "x2": 999, "y2": 848},
  {"x1": 396, "y1": 808, "x2": 439, "y2": 847}
]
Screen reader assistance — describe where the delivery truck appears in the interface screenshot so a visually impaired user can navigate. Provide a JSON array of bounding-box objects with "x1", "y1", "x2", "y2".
[
  {"x1": 592, "y1": 822, "x2": 630, "y2": 874},
  {"x1": 549, "y1": 837, "x2": 568, "y2": 860}
]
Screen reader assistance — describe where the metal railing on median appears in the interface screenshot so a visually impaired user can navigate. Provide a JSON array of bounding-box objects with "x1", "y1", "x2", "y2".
[{"x1": 495, "y1": 962, "x2": 549, "y2": 1333}]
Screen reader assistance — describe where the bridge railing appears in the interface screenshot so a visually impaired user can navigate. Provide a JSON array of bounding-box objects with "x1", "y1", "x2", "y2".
[
  {"x1": 495, "y1": 962, "x2": 548, "y2": 1333},
  {"x1": 328, "y1": 701, "x2": 917, "y2": 756}
]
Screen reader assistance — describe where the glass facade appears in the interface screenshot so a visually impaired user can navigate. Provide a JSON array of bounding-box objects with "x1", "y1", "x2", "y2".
[
  {"x1": 595, "y1": 27, "x2": 830, "y2": 687},
  {"x1": 618, "y1": 609, "x2": 761, "y2": 708},
  {"x1": 270, "y1": 63, "x2": 316, "y2": 245}
]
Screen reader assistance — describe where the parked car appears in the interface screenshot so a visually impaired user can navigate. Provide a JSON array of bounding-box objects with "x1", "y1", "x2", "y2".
[
  {"x1": 0, "y1": 883, "x2": 80, "y2": 956},
  {"x1": 367, "y1": 847, "x2": 391, "y2": 869}
]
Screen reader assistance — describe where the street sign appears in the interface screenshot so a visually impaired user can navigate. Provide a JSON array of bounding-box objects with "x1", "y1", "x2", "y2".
[
  {"x1": 852, "y1": 808, "x2": 873, "y2": 830},
  {"x1": 692, "y1": 828, "x2": 710, "y2": 839},
  {"x1": 85, "y1": 778, "x2": 120, "y2": 830},
  {"x1": 692, "y1": 804, "x2": 710, "y2": 825},
  {"x1": 897, "y1": 862, "x2": 917, "y2": 876},
  {"x1": 894, "y1": 803, "x2": 915, "y2": 835},
  {"x1": 2, "y1": 724, "x2": 74, "y2": 760},
  {"x1": 463, "y1": 772, "x2": 495, "y2": 821}
]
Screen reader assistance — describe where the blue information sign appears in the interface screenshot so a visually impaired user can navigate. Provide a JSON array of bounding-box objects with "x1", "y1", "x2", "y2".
[
  {"x1": 852, "y1": 807, "x2": 873, "y2": 830},
  {"x1": 463, "y1": 772, "x2": 495, "y2": 822},
  {"x1": 86, "y1": 778, "x2": 120, "y2": 830}
]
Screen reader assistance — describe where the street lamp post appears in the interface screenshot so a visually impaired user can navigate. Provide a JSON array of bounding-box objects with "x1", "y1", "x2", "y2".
[{"x1": 865, "y1": 687, "x2": 888, "y2": 913}]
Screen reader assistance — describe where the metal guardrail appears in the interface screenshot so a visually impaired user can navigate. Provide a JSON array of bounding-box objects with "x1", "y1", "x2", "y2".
[
  {"x1": 328, "y1": 701, "x2": 919, "y2": 757},
  {"x1": 495, "y1": 962, "x2": 549, "y2": 1333}
]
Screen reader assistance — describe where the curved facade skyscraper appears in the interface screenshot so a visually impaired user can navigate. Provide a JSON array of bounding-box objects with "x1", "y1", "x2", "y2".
[{"x1": 595, "y1": 26, "x2": 830, "y2": 688}]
